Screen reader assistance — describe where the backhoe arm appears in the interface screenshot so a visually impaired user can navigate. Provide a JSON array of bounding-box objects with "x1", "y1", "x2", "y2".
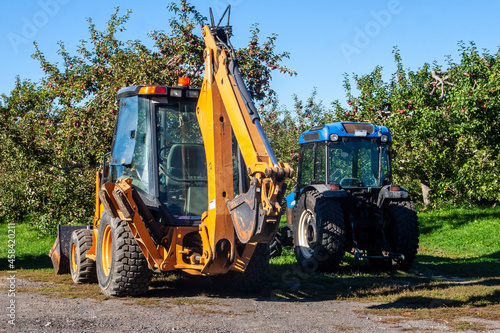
[{"x1": 196, "y1": 23, "x2": 292, "y2": 272}]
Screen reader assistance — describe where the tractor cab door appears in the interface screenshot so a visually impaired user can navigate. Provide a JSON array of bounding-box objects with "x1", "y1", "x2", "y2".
[
  {"x1": 110, "y1": 95, "x2": 155, "y2": 196},
  {"x1": 156, "y1": 102, "x2": 208, "y2": 221},
  {"x1": 296, "y1": 142, "x2": 327, "y2": 191}
]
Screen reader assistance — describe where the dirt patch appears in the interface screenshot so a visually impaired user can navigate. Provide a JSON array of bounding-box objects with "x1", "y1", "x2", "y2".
[{"x1": 2, "y1": 276, "x2": 500, "y2": 333}]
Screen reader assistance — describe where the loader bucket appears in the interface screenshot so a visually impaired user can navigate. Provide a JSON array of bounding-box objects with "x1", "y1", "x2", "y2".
[{"x1": 49, "y1": 225, "x2": 87, "y2": 274}]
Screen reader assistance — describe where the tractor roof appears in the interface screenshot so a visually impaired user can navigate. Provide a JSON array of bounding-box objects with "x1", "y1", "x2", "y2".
[
  {"x1": 299, "y1": 122, "x2": 391, "y2": 144},
  {"x1": 117, "y1": 84, "x2": 200, "y2": 100}
]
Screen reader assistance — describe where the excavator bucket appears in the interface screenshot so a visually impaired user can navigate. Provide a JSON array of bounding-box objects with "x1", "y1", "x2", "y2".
[{"x1": 49, "y1": 225, "x2": 87, "y2": 274}]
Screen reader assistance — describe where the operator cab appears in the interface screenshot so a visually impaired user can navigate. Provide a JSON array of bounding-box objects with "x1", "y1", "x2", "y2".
[
  {"x1": 297, "y1": 122, "x2": 392, "y2": 192},
  {"x1": 108, "y1": 80, "x2": 207, "y2": 225}
]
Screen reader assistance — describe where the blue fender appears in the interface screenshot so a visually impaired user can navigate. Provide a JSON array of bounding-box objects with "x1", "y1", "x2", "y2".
[{"x1": 291, "y1": 185, "x2": 348, "y2": 208}]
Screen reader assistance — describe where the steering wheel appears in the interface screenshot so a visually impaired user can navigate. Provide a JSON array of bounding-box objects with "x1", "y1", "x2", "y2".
[
  {"x1": 158, "y1": 146, "x2": 169, "y2": 164},
  {"x1": 340, "y1": 177, "x2": 360, "y2": 187}
]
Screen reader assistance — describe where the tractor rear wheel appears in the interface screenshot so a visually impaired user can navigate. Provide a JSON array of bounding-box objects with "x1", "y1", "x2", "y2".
[
  {"x1": 96, "y1": 213, "x2": 152, "y2": 297},
  {"x1": 236, "y1": 242, "x2": 270, "y2": 293},
  {"x1": 69, "y1": 229, "x2": 97, "y2": 284},
  {"x1": 293, "y1": 190, "x2": 346, "y2": 273},
  {"x1": 212, "y1": 243, "x2": 270, "y2": 294},
  {"x1": 382, "y1": 200, "x2": 419, "y2": 271},
  {"x1": 269, "y1": 229, "x2": 283, "y2": 258}
]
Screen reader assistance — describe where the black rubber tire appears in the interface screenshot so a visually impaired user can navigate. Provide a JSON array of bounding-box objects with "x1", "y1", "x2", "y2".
[
  {"x1": 280, "y1": 224, "x2": 294, "y2": 247},
  {"x1": 96, "y1": 213, "x2": 152, "y2": 297},
  {"x1": 292, "y1": 190, "x2": 346, "y2": 273},
  {"x1": 269, "y1": 229, "x2": 283, "y2": 258},
  {"x1": 383, "y1": 200, "x2": 419, "y2": 271},
  {"x1": 212, "y1": 243, "x2": 270, "y2": 294},
  {"x1": 69, "y1": 229, "x2": 97, "y2": 284},
  {"x1": 238, "y1": 243, "x2": 270, "y2": 293}
]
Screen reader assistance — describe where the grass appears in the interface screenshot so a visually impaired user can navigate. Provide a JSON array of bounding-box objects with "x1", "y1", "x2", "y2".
[
  {"x1": 0, "y1": 221, "x2": 55, "y2": 271},
  {"x1": 1, "y1": 205, "x2": 500, "y2": 330},
  {"x1": 416, "y1": 206, "x2": 500, "y2": 278},
  {"x1": 419, "y1": 206, "x2": 500, "y2": 257}
]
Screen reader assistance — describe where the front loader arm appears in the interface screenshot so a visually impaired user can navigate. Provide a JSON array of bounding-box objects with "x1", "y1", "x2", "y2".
[{"x1": 196, "y1": 22, "x2": 292, "y2": 269}]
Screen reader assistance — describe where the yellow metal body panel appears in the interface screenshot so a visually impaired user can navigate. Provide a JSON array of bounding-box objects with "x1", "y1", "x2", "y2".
[
  {"x1": 85, "y1": 171, "x2": 102, "y2": 260},
  {"x1": 196, "y1": 51, "x2": 237, "y2": 274},
  {"x1": 195, "y1": 25, "x2": 291, "y2": 267},
  {"x1": 202, "y1": 26, "x2": 270, "y2": 170}
]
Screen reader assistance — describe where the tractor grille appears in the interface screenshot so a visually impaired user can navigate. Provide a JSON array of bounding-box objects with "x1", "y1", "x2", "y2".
[
  {"x1": 343, "y1": 123, "x2": 374, "y2": 134},
  {"x1": 302, "y1": 132, "x2": 320, "y2": 142}
]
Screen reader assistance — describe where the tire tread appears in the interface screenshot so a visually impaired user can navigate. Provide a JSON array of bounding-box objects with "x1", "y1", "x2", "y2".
[
  {"x1": 386, "y1": 200, "x2": 419, "y2": 271},
  {"x1": 70, "y1": 229, "x2": 97, "y2": 284},
  {"x1": 293, "y1": 190, "x2": 346, "y2": 273},
  {"x1": 97, "y1": 215, "x2": 152, "y2": 297}
]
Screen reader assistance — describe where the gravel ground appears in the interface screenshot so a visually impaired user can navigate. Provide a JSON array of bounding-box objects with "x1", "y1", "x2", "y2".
[{"x1": 2, "y1": 277, "x2": 500, "y2": 333}]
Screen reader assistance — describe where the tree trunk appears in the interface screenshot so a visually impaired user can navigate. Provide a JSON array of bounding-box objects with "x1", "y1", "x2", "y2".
[{"x1": 421, "y1": 182, "x2": 431, "y2": 205}]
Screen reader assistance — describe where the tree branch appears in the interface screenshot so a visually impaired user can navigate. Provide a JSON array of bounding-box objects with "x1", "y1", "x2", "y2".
[{"x1": 429, "y1": 70, "x2": 457, "y2": 107}]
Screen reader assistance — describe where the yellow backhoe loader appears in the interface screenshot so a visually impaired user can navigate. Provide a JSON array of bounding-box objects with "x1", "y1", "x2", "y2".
[{"x1": 49, "y1": 8, "x2": 292, "y2": 296}]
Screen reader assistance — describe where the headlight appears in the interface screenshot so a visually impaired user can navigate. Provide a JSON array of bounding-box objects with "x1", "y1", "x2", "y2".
[
  {"x1": 169, "y1": 89, "x2": 183, "y2": 97},
  {"x1": 186, "y1": 90, "x2": 200, "y2": 98},
  {"x1": 381, "y1": 135, "x2": 389, "y2": 143},
  {"x1": 330, "y1": 133, "x2": 339, "y2": 142}
]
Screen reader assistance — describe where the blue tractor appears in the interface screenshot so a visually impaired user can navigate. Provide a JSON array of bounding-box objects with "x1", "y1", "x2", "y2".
[{"x1": 289, "y1": 122, "x2": 419, "y2": 272}]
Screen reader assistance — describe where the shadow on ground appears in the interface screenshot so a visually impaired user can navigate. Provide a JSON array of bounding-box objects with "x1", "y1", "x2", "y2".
[
  {"x1": 0, "y1": 255, "x2": 53, "y2": 270},
  {"x1": 414, "y1": 251, "x2": 500, "y2": 278},
  {"x1": 368, "y1": 287, "x2": 500, "y2": 310},
  {"x1": 3, "y1": 248, "x2": 499, "y2": 309},
  {"x1": 137, "y1": 250, "x2": 500, "y2": 306}
]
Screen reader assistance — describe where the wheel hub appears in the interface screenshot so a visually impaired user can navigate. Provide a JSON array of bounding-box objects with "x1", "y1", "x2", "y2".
[
  {"x1": 306, "y1": 222, "x2": 317, "y2": 248},
  {"x1": 101, "y1": 224, "x2": 112, "y2": 276},
  {"x1": 298, "y1": 209, "x2": 316, "y2": 259},
  {"x1": 70, "y1": 243, "x2": 77, "y2": 273}
]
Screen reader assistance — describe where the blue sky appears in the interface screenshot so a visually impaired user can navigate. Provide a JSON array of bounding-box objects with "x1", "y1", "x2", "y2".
[{"x1": 1, "y1": 0, "x2": 499, "y2": 109}]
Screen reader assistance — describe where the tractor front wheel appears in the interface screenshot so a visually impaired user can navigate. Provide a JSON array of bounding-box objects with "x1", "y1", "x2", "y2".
[
  {"x1": 96, "y1": 213, "x2": 152, "y2": 297},
  {"x1": 69, "y1": 229, "x2": 97, "y2": 284},
  {"x1": 293, "y1": 190, "x2": 346, "y2": 273}
]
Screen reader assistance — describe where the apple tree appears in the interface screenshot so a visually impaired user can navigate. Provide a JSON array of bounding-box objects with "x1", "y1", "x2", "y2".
[
  {"x1": 336, "y1": 44, "x2": 500, "y2": 206},
  {"x1": 0, "y1": 0, "x2": 296, "y2": 233}
]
